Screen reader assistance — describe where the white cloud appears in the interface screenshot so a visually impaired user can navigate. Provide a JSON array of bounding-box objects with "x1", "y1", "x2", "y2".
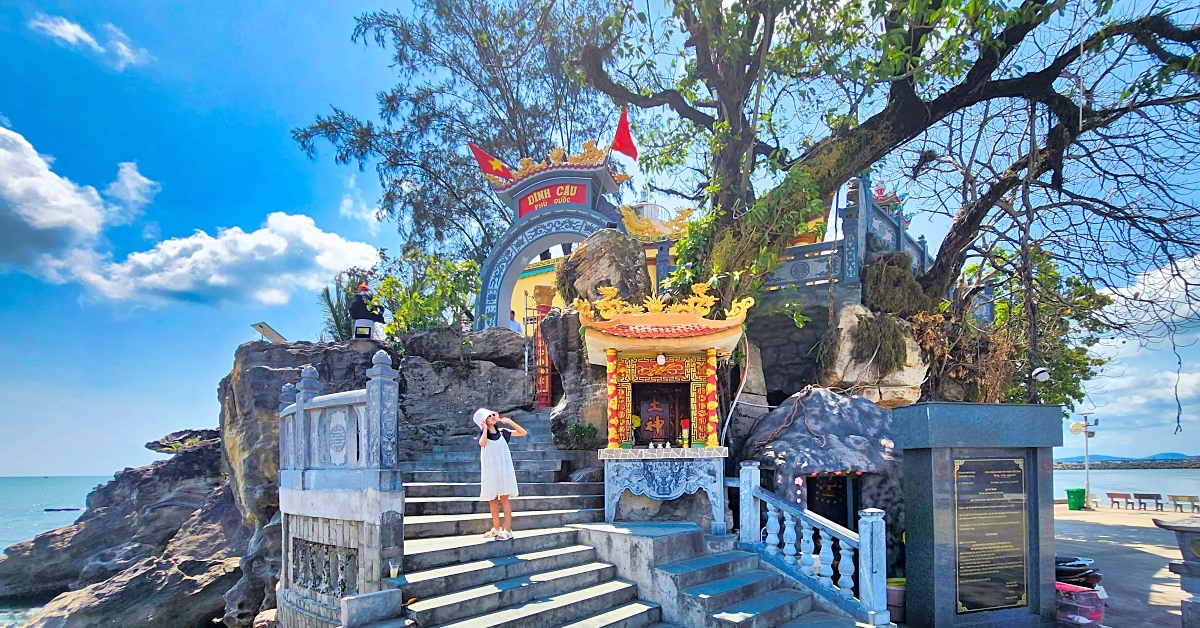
[
  {"x1": 0, "y1": 127, "x2": 107, "y2": 266},
  {"x1": 0, "y1": 113, "x2": 11, "y2": 129},
  {"x1": 1105, "y1": 255, "x2": 1200, "y2": 325},
  {"x1": 62, "y1": 213, "x2": 378, "y2": 305},
  {"x1": 103, "y1": 162, "x2": 160, "y2": 224},
  {"x1": 2, "y1": 126, "x2": 378, "y2": 308},
  {"x1": 103, "y1": 24, "x2": 151, "y2": 70},
  {"x1": 338, "y1": 177, "x2": 381, "y2": 235},
  {"x1": 28, "y1": 14, "x2": 104, "y2": 52},
  {"x1": 27, "y1": 15, "x2": 151, "y2": 71}
]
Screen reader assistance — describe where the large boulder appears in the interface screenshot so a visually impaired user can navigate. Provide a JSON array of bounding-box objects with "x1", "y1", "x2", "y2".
[
  {"x1": 820, "y1": 304, "x2": 926, "y2": 409},
  {"x1": 741, "y1": 388, "x2": 905, "y2": 573},
  {"x1": 23, "y1": 483, "x2": 250, "y2": 628},
  {"x1": 555, "y1": 229, "x2": 652, "y2": 304},
  {"x1": 0, "y1": 435, "x2": 224, "y2": 601},
  {"x1": 402, "y1": 326, "x2": 526, "y2": 368},
  {"x1": 539, "y1": 308, "x2": 609, "y2": 446},
  {"x1": 399, "y1": 355, "x2": 533, "y2": 444}
]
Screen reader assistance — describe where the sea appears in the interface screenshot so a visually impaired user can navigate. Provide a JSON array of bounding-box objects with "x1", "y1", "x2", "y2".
[
  {"x1": 0, "y1": 476, "x2": 109, "y2": 627},
  {"x1": 0, "y1": 469, "x2": 1197, "y2": 624}
]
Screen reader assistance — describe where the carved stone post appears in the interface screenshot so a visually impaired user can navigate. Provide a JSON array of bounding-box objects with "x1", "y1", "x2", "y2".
[
  {"x1": 294, "y1": 365, "x2": 321, "y2": 471},
  {"x1": 857, "y1": 508, "x2": 890, "y2": 624},
  {"x1": 739, "y1": 461, "x2": 761, "y2": 545},
  {"x1": 365, "y1": 350, "x2": 399, "y2": 469}
]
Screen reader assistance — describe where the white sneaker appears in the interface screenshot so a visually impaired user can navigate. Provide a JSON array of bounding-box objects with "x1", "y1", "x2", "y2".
[
  {"x1": 496, "y1": 529, "x2": 513, "y2": 541},
  {"x1": 482, "y1": 528, "x2": 499, "y2": 540}
]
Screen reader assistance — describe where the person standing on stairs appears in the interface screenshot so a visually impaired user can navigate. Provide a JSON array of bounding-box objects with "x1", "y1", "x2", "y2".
[{"x1": 473, "y1": 408, "x2": 526, "y2": 541}]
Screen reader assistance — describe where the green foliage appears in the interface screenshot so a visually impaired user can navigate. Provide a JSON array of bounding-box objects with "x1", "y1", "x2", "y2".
[
  {"x1": 850, "y1": 315, "x2": 908, "y2": 376},
  {"x1": 372, "y1": 250, "x2": 481, "y2": 338},
  {"x1": 986, "y1": 248, "x2": 1113, "y2": 411},
  {"x1": 565, "y1": 422, "x2": 601, "y2": 449},
  {"x1": 862, "y1": 252, "x2": 934, "y2": 317},
  {"x1": 296, "y1": 0, "x2": 613, "y2": 262},
  {"x1": 319, "y1": 272, "x2": 363, "y2": 342}
]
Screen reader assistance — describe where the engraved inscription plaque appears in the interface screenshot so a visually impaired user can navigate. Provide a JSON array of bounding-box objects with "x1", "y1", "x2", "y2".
[{"x1": 954, "y1": 457, "x2": 1028, "y2": 614}]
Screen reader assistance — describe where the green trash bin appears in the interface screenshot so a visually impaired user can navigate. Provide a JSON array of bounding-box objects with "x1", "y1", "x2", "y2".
[{"x1": 1066, "y1": 488, "x2": 1086, "y2": 510}]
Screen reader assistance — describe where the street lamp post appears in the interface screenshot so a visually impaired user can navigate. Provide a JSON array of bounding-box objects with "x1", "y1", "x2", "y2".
[{"x1": 1080, "y1": 412, "x2": 1098, "y2": 508}]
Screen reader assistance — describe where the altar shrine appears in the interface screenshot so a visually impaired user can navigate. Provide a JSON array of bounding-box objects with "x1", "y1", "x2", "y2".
[{"x1": 573, "y1": 285, "x2": 753, "y2": 535}]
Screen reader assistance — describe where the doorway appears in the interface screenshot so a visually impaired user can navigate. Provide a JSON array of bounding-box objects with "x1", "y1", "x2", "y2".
[
  {"x1": 806, "y1": 474, "x2": 863, "y2": 532},
  {"x1": 631, "y1": 383, "x2": 691, "y2": 446}
]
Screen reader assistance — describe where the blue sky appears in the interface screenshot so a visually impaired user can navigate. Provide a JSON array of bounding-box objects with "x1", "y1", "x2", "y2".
[{"x1": 0, "y1": 1, "x2": 1196, "y2": 477}]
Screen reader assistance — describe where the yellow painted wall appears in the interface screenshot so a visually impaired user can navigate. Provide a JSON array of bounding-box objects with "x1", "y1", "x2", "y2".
[{"x1": 507, "y1": 243, "x2": 675, "y2": 334}]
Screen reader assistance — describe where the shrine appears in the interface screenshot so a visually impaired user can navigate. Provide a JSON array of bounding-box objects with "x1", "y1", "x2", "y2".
[{"x1": 573, "y1": 285, "x2": 755, "y2": 535}]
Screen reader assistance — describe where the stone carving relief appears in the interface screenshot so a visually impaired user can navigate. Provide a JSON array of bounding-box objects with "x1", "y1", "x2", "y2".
[{"x1": 290, "y1": 538, "x2": 358, "y2": 598}]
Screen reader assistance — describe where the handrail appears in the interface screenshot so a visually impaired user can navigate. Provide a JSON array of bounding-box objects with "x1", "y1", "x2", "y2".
[
  {"x1": 738, "y1": 461, "x2": 890, "y2": 626},
  {"x1": 752, "y1": 486, "x2": 858, "y2": 546}
]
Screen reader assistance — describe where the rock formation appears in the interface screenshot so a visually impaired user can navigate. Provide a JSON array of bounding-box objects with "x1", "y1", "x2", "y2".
[
  {"x1": 0, "y1": 434, "x2": 224, "y2": 601},
  {"x1": 740, "y1": 388, "x2": 905, "y2": 573},
  {"x1": 554, "y1": 228, "x2": 652, "y2": 305},
  {"x1": 820, "y1": 304, "x2": 927, "y2": 409},
  {"x1": 402, "y1": 326, "x2": 526, "y2": 369},
  {"x1": 24, "y1": 484, "x2": 250, "y2": 628}
]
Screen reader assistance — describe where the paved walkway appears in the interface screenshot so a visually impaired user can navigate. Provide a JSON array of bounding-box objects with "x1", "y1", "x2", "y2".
[{"x1": 1055, "y1": 504, "x2": 1190, "y2": 627}]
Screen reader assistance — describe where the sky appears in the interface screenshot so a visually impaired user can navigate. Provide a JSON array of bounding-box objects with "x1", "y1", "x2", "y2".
[{"x1": 0, "y1": 1, "x2": 1196, "y2": 477}]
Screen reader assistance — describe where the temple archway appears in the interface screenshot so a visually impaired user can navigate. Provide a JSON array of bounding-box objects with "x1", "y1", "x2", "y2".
[{"x1": 475, "y1": 205, "x2": 613, "y2": 328}]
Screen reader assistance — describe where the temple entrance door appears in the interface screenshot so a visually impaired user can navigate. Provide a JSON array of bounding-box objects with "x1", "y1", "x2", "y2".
[
  {"x1": 805, "y1": 475, "x2": 862, "y2": 531},
  {"x1": 631, "y1": 383, "x2": 689, "y2": 445}
]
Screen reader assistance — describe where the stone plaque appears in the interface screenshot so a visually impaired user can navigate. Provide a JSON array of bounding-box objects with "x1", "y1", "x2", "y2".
[{"x1": 954, "y1": 457, "x2": 1028, "y2": 614}]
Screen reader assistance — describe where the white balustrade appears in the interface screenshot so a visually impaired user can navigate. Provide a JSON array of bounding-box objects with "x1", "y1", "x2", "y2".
[{"x1": 736, "y1": 461, "x2": 891, "y2": 626}]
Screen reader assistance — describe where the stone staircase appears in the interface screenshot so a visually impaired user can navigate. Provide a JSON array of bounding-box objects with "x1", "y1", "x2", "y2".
[{"x1": 364, "y1": 412, "x2": 862, "y2": 628}]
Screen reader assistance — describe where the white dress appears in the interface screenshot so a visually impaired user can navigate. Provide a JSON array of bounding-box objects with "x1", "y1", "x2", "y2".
[{"x1": 479, "y1": 428, "x2": 520, "y2": 501}]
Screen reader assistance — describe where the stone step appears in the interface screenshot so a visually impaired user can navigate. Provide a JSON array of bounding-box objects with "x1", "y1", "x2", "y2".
[
  {"x1": 656, "y1": 551, "x2": 761, "y2": 589},
  {"x1": 419, "y1": 449, "x2": 565, "y2": 462},
  {"x1": 403, "y1": 527, "x2": 580, "y2": 573},
  {"x1": 711, "y1": 589, "x2": 812, "y2": 628},
  {"x1": 776, "y1": 611, "x2": 861, "y2": 627},
  {"x1": 557, "y1": 600, "x2": 663, "y2": 628},
  {"x1": 357, "y1": 620, "x2": 413, "y2": 628},
  {"x1": 385, "y1": 545, "x2": 596, "y2": 601},
  {"x1": 395, "y1": 458, "x2": 561, "y2": 472},
  {"x1": 405, "y1": 494, "x2": 605, "y2": 516},
  {"x1": 404, "y1": 482, "x2": 603, "y2": 498},
  {"x1": 401, "y1": 470, "x2": 558, "y2": 483},
  {"x1": 403, "y1": 508, "x2": 604, "y2": 538},
  {"x1": 404, "y1": 561, "x2": 617, "y2": 626},
  {"x1": 435, "y1": 578, "x2": 639, "y2": 628},
  {"x1": 432, "y1": 440, "x2": 554, "y2": 452},
  {"x1": 680, "y1": 570, "x2": 783, "y2": 624}
]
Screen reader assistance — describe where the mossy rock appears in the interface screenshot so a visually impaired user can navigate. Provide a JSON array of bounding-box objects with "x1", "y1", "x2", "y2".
[
  {"x1": 862, "y1": 252, "x2": 933, "y2": 317},
  {"x1": 850, "y1": 314, "x2": 907, "y2": 376}
]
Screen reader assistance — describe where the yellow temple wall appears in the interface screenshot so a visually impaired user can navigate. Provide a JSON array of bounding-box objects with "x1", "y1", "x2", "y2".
[{"x1": 507, "y1": 245, "x2": 672, "y2": 327}]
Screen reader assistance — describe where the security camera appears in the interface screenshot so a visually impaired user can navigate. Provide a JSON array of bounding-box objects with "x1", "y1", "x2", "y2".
[{"x1": 1031, "y1": 366, "x2": 1051, "y2": 382}]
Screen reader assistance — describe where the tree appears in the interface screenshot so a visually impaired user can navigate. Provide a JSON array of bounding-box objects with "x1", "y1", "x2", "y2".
[
  {"x1": 986, "y1": 248, "x2": 1112, "y2": 410},
  {"x1": 371, "y1": 250, "x2": 481, "y2": 338},
  {"x1": 574, "y1": 0, "x2": 1200, "y2": 322},
  {"x1": 295, "y1": 0, "x2": 614, "y2": 262},
  {"x1": 319, "y1": 275, "x2": 355, "y2": 342}
]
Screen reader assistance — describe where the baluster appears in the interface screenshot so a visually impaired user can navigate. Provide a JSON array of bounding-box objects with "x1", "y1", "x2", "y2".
[
  {"x1": 837, "y1": 540, "x2": 856, "y2": 597},
  {"x1": 818, "y1": 530, "x2": 835, "y2": 587},
  {"x1": 800, "y1": 520, "x2": 815, "y2": 576},
  {"x1": 782, "y1": 511, "x2": 798, "y2": 565},
  {"x1": 764, "y1": 503, "x2": 781, "y2": 555}
]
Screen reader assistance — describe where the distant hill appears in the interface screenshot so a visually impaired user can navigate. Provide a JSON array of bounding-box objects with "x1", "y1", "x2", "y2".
[{"x1": 1056, "y1": 452, "x2": 1194, "y2": 463}]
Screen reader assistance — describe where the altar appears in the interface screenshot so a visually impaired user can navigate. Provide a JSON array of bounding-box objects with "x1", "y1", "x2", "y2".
[{"x1": 574, "y1": 285, "x2": 753, "y2": 535}]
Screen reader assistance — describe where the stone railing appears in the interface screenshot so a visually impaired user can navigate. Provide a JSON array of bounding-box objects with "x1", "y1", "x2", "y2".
[{"x1": 738, "y1": 461, "x2": 890, "y2": 626}]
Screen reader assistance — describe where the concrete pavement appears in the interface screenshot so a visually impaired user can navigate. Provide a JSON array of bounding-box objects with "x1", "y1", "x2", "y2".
[{"x1": 1055, "y1": 504, "x2": 1190, "y2": 627}]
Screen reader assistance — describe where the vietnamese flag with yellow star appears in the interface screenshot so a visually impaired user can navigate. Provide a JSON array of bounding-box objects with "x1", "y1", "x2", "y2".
[{"x1": 467, "y1": 142, "x2": 514, "y2": 179}]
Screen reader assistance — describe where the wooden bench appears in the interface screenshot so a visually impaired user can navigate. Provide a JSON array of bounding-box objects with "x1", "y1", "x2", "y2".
[
  {"x1": 1134, "y1": 493, "x2": 1165, "y2": 511},
  {"x1": 1107, "y1": 492, "x2": 1134, "y2": 509},
  {"x1": 1169, "y1": 495, "x2": 1200, "y2": 513}
]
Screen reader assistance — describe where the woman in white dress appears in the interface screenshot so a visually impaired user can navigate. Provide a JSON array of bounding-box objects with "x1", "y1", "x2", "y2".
[{"x1": 473, "y1": 408, "x2": 526, "y2": 540}]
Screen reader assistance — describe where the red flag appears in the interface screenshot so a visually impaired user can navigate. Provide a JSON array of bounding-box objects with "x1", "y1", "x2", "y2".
[
  {"x1": 468, "y1": 142, "x2": 514, "y2": 179},
  {"x1": 611, "y1": 107, "x2": 638, "y2": 160}
]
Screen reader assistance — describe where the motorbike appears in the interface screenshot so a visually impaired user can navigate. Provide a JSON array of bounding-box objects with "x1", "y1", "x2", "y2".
[{"x1": 1056, "y1": 556, "x2": 1103, "y2": 589}]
